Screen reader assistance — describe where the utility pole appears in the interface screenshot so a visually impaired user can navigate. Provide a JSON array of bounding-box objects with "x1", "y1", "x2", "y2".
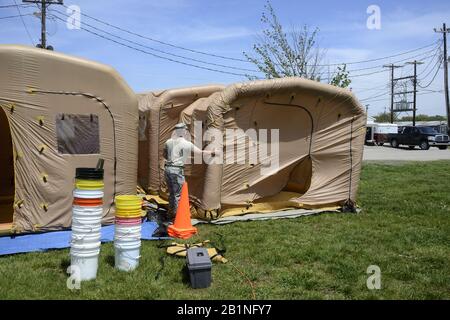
[
  {"x1": 406, "y1": 60, "x2": 424, "y2": 126},
  {"x1": 434, "y1": 23, "x2": 450, "y2": 134},
  {"x1": 22, "y1": 0, "x2": 63, "y2": 50},
  {"x1": 383, "y1": 64, "x2": 403, "y2": 123}
]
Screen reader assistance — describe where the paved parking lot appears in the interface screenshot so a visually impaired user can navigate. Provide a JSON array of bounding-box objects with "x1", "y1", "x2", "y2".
[{"x1": 363, "y1": 145, "x2": 450, "y2": 161}]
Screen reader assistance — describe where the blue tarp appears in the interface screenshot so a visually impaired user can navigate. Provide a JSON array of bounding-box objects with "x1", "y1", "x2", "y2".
[{"x1": 0, "y1": 221, "x2": 168, "y2": 256}]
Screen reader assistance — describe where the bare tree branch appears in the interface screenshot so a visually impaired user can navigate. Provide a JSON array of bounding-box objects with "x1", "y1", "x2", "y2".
[{"x1": 243, "y1": 1, "x2": 351, "y2": 88}]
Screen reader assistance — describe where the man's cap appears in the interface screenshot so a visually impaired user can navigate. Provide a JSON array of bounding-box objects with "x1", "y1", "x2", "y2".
[{"x1": 175, "y1": 123, "x2": 187, "y2": 129}]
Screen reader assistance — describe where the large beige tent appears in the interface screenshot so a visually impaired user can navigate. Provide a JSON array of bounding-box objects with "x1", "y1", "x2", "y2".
[
  {"x1": 141, "y1": 78, "x2": 366, "y2": 220},
  {"x1": 0, "y1": 45, "x2": 138, "y2": 234}
]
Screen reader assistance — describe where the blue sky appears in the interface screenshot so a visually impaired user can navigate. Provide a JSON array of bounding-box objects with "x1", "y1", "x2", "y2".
[{"x1": 1, "y1": 0, "x2": 449, "y2": 116}]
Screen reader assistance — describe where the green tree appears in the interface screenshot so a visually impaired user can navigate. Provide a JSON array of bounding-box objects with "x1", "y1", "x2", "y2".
[
  {"x1": 400, "y1": 114, "x2": 447, "y2": 121},
  {"x1": 244, "y1": 1, "x2": 351, "y2": 88},
  {"x1": 374, "y1": 112, "x2": 396, "y2": 123},
  {"x1": 330, "y1": 64, "x2": 351, "y2": 88}
]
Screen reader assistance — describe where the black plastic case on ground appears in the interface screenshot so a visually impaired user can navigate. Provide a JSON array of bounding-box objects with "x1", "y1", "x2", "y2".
[{"x1": 186, "y1": 247, "x2": 212, "y2": 289}]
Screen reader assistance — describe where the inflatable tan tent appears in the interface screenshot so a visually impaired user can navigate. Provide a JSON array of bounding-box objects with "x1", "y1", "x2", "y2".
[
  {"x1": 137, "y1": 85, "x2": 224, "y2": 192},
  {"x1": 143, "y1": 78, "x2": 366, "y2": 220},
  {"x1": 0, "y1": 45, "x2": 138, "y2": 234}
]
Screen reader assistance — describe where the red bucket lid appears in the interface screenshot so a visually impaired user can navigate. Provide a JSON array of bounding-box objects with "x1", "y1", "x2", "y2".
[{"x1": 73, "y1": 198, "x2": 103, "y2": 207}]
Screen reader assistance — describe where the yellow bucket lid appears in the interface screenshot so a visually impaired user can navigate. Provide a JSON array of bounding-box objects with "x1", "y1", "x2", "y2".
[
  {"x1": 115, "y1": 195, "x2": 142, "y2": 208},
  {"x1": 75, "y1": 179, "x2": 104, "y2": 190}
]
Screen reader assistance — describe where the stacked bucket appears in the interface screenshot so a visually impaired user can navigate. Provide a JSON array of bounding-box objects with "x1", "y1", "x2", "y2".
[
  {"x1": 70, "y1": 161, "x2": 104, "y2": 281},
  {"x1": 114, "y1": 195, "x2": 143, "y2": 271}
]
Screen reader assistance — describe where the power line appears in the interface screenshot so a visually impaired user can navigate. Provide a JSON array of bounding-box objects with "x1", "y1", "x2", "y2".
[
  {"x1": 33, "y1": 5, "x2": 442, "y2": 81},
  {"x1": 13, "y1": 0, "x2": 34, "y2": 45},
  {"x1": 50, "y1": 13, "x2": 252, "y2": 77},
  {"x1": 51, "y1": 9, "x2": 261, "y2": 74},
  {"x1": 322, "y1": 44, "x2": 440, "y2": 76},
  {"x1": 360, "y1": 90, "x2": 390, "y2": 102},
  {"x1": 417, "y1": 43, "x2": 442, "y2": 77},
  {"x1": 0, "y1": 13, "x2": 33, "y2": 19},
  {"x1": 361, "y1": 90, "x2": 443, "y2": 103},
  {"x1": 418, "y1": 56, "x2": 442, "y2": 82},
  {"x1": 8, "y1": 4, "x2": 442, "y2": 85},
  {"x1": 60, "y1": 3, "x2": 439, "y2": 68},
  {"x1": 4, "y1": 2, "x2": 443, "y2": 74},
  {"x1": 51, "y1": 8, "x2": 440, "y2": 78},
  {"x1": 0, "y1": 3, "x2": 32, "y2": 8},
  {"x1": 314, "y1": 42, "x2": 439, "y2": 67},
  {"x1": 418, "y1": 59, "x2": 442, "y2": 89},
  {"x1": 61, "y1": 2, "x2": 250, "y2": 64},
  {"x1": 353, "y1": 87, "x2": 388, "y2": 95},
  {"x1": 51, "y1": 10, "x2": 442, "y2": 82}
]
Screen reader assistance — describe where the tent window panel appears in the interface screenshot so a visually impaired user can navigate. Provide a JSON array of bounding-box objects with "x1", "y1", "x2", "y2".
[{"x1": 56, "y1": 114, "x2": 100, "y2": 154}]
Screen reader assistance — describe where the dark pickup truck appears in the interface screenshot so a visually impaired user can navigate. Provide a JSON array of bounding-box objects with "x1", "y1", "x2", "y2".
[{"x1": 388, "y1": 126, "x2": 449, "y2": 150}]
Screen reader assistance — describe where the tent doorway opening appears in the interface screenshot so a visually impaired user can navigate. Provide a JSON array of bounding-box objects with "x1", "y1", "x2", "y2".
[
  {"x1": 218, "y1": 157, "x2": 313, "y2": 217},
  {"x1": 218, "y1": 98, "x2": 314, "y2": 217},
  {"x1": 0, "y1": 107, "x2": 14, "y2": 228}
]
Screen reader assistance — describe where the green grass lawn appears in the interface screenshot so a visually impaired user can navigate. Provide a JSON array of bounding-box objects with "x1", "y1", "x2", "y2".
[{"x1": 0, "y1": 161, "x2": 449, "y2": 299}]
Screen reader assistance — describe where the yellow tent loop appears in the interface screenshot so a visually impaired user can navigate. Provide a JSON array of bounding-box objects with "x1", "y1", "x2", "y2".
[
  {"x1": 41, "y1": 173, "x2": 48, "y2": 184},
  {"x1": 14, "y1": 199, "x2": 24, "y2": 209},
  {"x1": 27, "y1": 87, "x2": 36, "y2": 94},
  {"x1": 40, "y1": 203, "x2": 49, "y2": 212},
  {"x1": 37, "y1": 144, "x2": 47, "y2": 154},
  {"x1": 36, "y1": 116, "x2": 45, "y2": 126}
]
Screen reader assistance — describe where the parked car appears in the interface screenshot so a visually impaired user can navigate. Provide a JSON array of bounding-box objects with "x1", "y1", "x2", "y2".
[{"x1": 388, "y1": 126, "x2": 449, "y2": 150}]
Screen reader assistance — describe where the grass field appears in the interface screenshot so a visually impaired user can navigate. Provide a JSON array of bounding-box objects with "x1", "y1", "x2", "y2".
[{"x1": 0, "y1": 161, "x2": 449, "y2": 299}]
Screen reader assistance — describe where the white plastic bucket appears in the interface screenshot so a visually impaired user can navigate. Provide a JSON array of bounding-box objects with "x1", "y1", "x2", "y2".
[
  {"x1": 71, "y1": 241, "x2": 101, "y2": 251},
  {"x1": 73, "y1": 189, "x2": 104, "y2": 199},
  {"x1": 114, "y1": 224, "x2": 141, "y2": 237},
  {"x1": 71, "y1": 232, "x2": 101, "y2": 245},
  {"x1": 72, "y1": 219, "x2": 102, "y2": 229},
  {"x1": 70, "y1": 243, "x2": 101, "y2": 281},
  {"x1": 72, "y1": 224, "x2": 101, "y2": 234},
  {"x1": 114, "y1": 240, "x2": 141, "y2": 272},
  {"x1": 72, "y1": 210, "x2": 102, "y2": 228},
  {"x1": 72, "y1": 205, "x2": 103, "y2": 217}
]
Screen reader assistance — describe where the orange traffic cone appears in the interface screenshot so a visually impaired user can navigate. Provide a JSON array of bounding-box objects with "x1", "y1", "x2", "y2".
[{"x1": 167, "y1": 182, "x2": 197, "y2": 239}]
